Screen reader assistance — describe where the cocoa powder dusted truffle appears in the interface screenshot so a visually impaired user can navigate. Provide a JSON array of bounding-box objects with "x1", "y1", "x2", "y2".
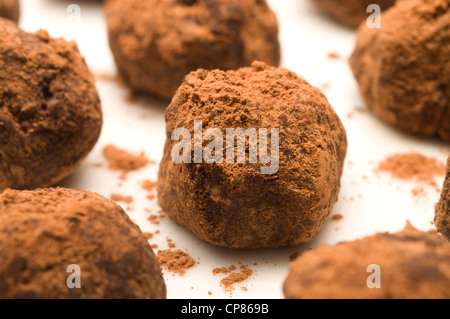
[
  {"x1": 0, "y1": 188, "x2": 166, "y2": 299},
  {"x1": 158, "y1": 61, "x2": 347, "y2": 249},
  {"x1": 312, "y1": 0, "x2": 395, "y2": 28},
  {"x1": 436, "y1": 156, "x2": 450, "y2": 239},
  {"x1": 0, "y1": 0, "x2": 19, "y2": 23},
  {"x1": 350, "y1": 0, "x2": 450, "y2": 142},
  {"x1": 0, "y1": 19, "x2": 102, "y2": 191},
  {"x1": 284, "y1": 223, "x2": 450, "y2": 299},
  {"x1": 104, "y1": 0, "x2": 280, "y2": 101}
]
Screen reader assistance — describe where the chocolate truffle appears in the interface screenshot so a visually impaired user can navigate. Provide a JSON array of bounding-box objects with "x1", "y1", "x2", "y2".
[
  {"x1": 0, "y1": 19, "x2": 102, "y2": 191},
  {"x1": 0, "y1": 188, "x2": 166, "y2": 299},
  {"x1": 312, "y1": 0, "x2": 395, "y2": 28},
  {"x1": 436, "y1": 155, "x2": 450, "y2": 239},
  {"x1": 158, "y1": 61, "x2": 347, "y2": 249},
  {"x1": 104, "y1": 0, "x2": 280, "y2": 101},
  {"x1": 284, "y1": 223, "x2": 450, "y2": 299},
  {"x1": 0, "y1": 0, "x2": 19, "y2": 23},
  {"x1": 350, "y1": 0, "x2": 450, "y2": 142}
]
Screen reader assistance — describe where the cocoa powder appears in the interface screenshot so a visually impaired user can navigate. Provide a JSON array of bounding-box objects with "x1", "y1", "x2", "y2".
[
  {"x1": 103, "y1": 145, "x2": 150, "y2": 179},
  {"x1": 377, "y1": 152, "x2": 445, "y2": 191},
  {"x1": 157, "y1": 249, "x2": 195, "y2": 276}
]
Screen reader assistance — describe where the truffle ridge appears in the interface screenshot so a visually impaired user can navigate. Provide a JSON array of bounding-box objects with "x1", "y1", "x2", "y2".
[{"x1": 436, "y1": 156, "x2": 450, "y2": 239}]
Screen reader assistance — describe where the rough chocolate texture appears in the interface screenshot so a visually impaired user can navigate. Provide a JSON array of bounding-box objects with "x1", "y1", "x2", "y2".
[
  {"x1": 350, "y1": 0, "x2": 450, "y2": 142},
  {"x1": 312, "y1": 0, "x2": 395, "y2": 28},
  {"x1": 104, "y1": 0, "x2": 280, "y2": 101},
  {"x1": 158, "y1": 62, "x2": 347, "y2": 249},
  {"x1": 436, "y1": 156, "x2": 450, "y2": 239},
  {"x1": 0, "y1": 19, "x2": 102, "y2": 191},
  {"x1": 0, "y1": 0, "x2": 19, "y2": 23},
  {"x1": 284, "y1": 223, "x2": 450, "y2": 299},
  {"x1": 0, "y1": 188, "x2": 167, "y2": 299}
]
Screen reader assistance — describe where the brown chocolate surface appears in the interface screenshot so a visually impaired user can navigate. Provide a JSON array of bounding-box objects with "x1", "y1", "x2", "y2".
[
  {"x1": 436, "y1": 156, "x2": 450, "y2": 239},
  {"x1": 350, "y1": 0, "x2": 450, "y2": 142},
  {"x1": 312, "y1": 0, "x2": 395, "y2": 28},
  {"x1": 284, "y1": 223, "x2": 450, "y2": 299},
  {"x1": 0, "y1": 19, "x2": 102, "y2": 191},
  {"x1": 0, "y1": 0, "x2": 19, "y2": 23},
  {"x1": 158, "y1": 61, "x2": 347, "y2": 249},
  {"x1": 104, "y1": 0, "x2": 280, "y2": 101},
  {"x1": 0, "y1": 188, "x2": 166, "y2": 299}
]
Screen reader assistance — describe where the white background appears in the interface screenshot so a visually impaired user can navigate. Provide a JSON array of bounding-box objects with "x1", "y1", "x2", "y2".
[{"x1": 17, "y1": 0, "x2": 449, "y2": 299}]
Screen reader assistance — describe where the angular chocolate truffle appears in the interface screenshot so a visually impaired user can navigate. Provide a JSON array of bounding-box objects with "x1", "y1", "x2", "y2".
[
  {"x1": 104, "y1": 0, "x2": 280, "y2": 101},
  {"x1": 312, "y1": 0, "x2": 395, "y2": 28},
  {"x1": 158, "y1": 61, "x2": 347, "y2": 249},
  {"x1": 0, "y1": 0, "x2": 19, "y2": 23},
  {"x1": 350, "y1": 0, "x2": 450, "y2": 142},
  {"x1": 0, "y1": 188, "x2": 166, "y2": 299},
  {"x1": 0, "y1": 19, "x2": 102, "y2": 191},
  {"x1": 436, "y1": 155, "x2": 450, "y2": 239},
  {"x1": 284, "y1": 223, "x2": 450, "y2": 299}
]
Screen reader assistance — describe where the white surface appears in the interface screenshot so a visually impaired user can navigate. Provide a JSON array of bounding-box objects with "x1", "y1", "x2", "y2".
[{"x1": 18, "y1": 0, "x2": 449, "y2": 299}]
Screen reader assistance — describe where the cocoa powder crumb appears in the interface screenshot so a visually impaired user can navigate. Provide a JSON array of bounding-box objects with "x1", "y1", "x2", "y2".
[
  {"x1": 143, "y1": 232, "x2": 154, "y2": 240},
  {"x1": 157, "y1": 249, "x2": 195, "y2": 276},
  {"x1": 110, "y1": 194, "x2": 134, "y2": 204},
  {"x1": 327, "y1": 52, "x2": 340, "y2": 59},
  {"x1": 331, "y1": 214, "x2": 344, "y2": 221},
  {"x1": 142, "y1": 180, "x2": 157, "y2": 192},
  {"x1": 103, "y1": 145, "x2": 151, "y2": 179},
  {"x1": 220, "y1": 266, "x2": 253, "y2": 293},
  {"x1": 377, "y1": 153, "x2": 445, "y2": 191},
  {"x1": 208, "y1": 291, "x2": 212, "y2": 296}
]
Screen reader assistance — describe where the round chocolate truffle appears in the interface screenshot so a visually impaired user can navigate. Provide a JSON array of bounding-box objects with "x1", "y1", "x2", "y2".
[
  {"x1": 0, "y1": 19, "x2": 102, "y2": 191},
  {"x1": 158, "y1": 61, "x2": 347, "y2": 249},
  {"x1": 0, "y1": 188, "x2": 166, "y2": 299},
  {"x1": 0, "y1": 0, "x2": 19, "y2": 23},
  {"x1": 104, "y1": 0, "x2": 280, "y2": 101},
  {"x1": 284, "y1": 223, "x2": 450, "y2": 299},
  {"x1": 312, "y1": 0, "x2": 395, "y2": 28},
  {"x1": 436, "y1": 155, "x2": 450, "y2": 239},
  {"x1": 350, "y1": 0, "x2": 450, "y2": 142}
]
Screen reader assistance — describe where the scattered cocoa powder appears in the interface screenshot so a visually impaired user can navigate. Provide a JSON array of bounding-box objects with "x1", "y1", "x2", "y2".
[
  {"x1": 331, "y1": 214, "x2": 344, "y2": 221},
  {"x1": 142, "y1": 179, "x2": 157, "y2": 191},
  {"x1": 103, "y1": 145, "x2": 151, "y2": 179},
  {"x1": 220, "y1": 265, "x2": 253, "y2": 293},
  {"x1": 95, "y1": 72, "x2": 119, "y2": 83},
  {"x1": 377, "y1": 153, "x2": 446, "y2": 191},
  {"x1": 110, "y1": 194, "x2": 134, "y2": 204},
  {"x1": 143, "y1": 232, "x2": 154, "y2": 240},
  {"x1": 327, "y1": 52, "x2": 340, "y2": 59},
  {"x1": 157, "y1": 249, "x2": 195, "y2": 276}
]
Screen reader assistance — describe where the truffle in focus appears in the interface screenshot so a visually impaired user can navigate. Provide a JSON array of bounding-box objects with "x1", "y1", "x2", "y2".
[{"x1": 158, "y1": 61, "x2": 347, "y2": 249}]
